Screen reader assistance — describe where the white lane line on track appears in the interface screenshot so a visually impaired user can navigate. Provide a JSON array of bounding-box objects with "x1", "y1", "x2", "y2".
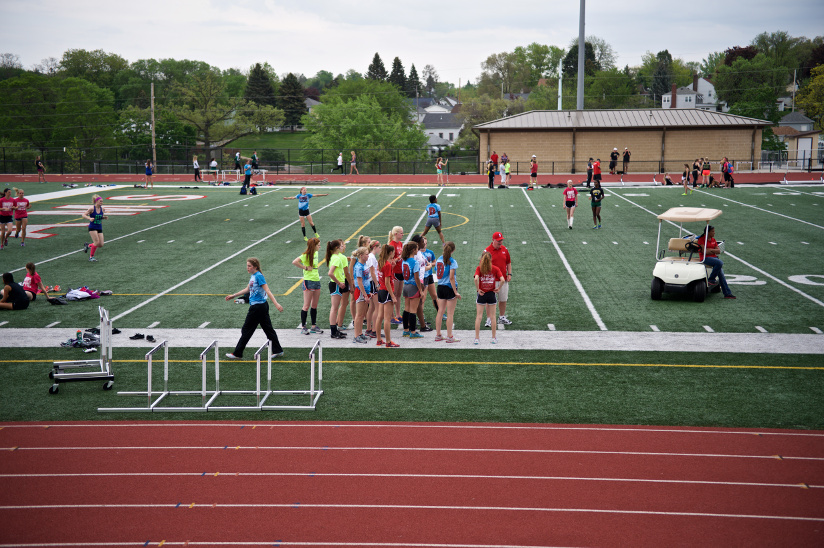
[
  {"x1": 1, "y1": 471, "x2": 817, "y2": 490},
  {"x1": 522, "y1": 188, "x2": 607, "y2": 331},
  {"x1": 405, "y1": 187, "x2": 444, "y2": 243},
  {"x1": 16, "y1": 445, "x2": 821, "y2": 461},
  {"x1": 694, "y1": 189, "x2": 824, "y2": 230},
  {"x1": 7, "y1": 188, "x2": 290, "y2": 275},
  {"x1": 0, "y1": 503, "x2": 820, "y2": 522},
  {"x1": 609, "y1": 190, "x2": 824, "y2": 309},
  {"x1": 110, "y1": 189, "x2": 362, "y2": 323}
]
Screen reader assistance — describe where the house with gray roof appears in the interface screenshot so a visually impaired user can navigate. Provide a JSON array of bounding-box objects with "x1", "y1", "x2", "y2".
[{"x1": 422, "y1": 112, "x2": 462, "y2": 146}]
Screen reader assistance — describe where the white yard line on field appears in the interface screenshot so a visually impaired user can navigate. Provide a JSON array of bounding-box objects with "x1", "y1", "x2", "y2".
[
  {"x1": 610, "y1": 190, "x2": 824, "y2": 309},
  {"x1": 109, "y1": 189, "x2": 363, "y2": 323},
  {"x1": 693, "y1": 189, "x2": 824, "y2": 230},
  {"x1": 522, "y1": 188, "x2": 607, "y2": 331}
]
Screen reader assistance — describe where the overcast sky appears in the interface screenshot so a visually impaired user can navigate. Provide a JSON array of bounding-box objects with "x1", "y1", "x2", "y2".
[{"x1": 2, "y1": 0, "x2": 822, "y2": 85}]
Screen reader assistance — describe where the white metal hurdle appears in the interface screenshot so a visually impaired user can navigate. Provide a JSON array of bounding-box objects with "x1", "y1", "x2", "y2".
[
  {"x1": 50, "y1": 306, "x2": 114, "y2": 394},
  {"x1": 98, "y1": 339, "x2": 323, "y2": 412}
]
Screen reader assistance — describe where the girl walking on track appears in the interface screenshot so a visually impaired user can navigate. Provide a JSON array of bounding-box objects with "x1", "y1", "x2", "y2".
[
  {"x1": 326, "y1": 239, "x2": 350, "y2": 340},
  {"x1": 13, "y1": 188, "x2": 30, "y2": 246},
  {"x1": 474, "y1": 251, "x2": 504, "y2": 345},
  {"x1": 82, "y1": 195, "x2": 107, "y2": 262},
  {"x1": 225, "y1": 257, "x2": 284, "y2": 359},
  {"x1": 375, "y1": 244, "x2": 399, "y2": 347},
  {"x1": 283, "y1": 186, "x2": 328, "y2": 241},
  {"x1": 349, "y1": 151, "x2": 359, "y2": 175},
  {"x1": 144, "y1": 160, "x2": 153, "y2": 189},
  {"x1": 293, "y1": 237, "x2": 323, "y2": 336},
  {"x1": 435, "y1": 241, "x2": 461, "y2": 343},
  {"x1": 563, "y1": 180, "x2": 578, "y2": 229}
]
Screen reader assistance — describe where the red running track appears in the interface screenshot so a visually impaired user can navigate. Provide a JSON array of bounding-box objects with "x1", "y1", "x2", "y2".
[{"x1": 1, "y1": 421, "x2": 823, "y2": 547}]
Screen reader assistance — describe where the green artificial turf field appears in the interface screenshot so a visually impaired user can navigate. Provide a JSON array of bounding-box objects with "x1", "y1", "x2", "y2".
[{"x1": 1, "y1": 182, "x2": 823, "y2": 427}]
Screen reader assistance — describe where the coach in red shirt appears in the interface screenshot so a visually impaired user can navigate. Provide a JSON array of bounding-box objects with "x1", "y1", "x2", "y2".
[{"x1": 484, "y1": 231, "x2": 512, "y2": 326}]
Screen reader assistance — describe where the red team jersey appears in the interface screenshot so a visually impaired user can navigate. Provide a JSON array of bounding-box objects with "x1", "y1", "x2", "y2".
[
  {"x1": 390, "y1": 240, "x2": 403, "y2": 273},
  {"x1": 475, "y1": 265, "x2": 503, "y2": 293},
  {"x1": 14, "y1": 197, "x2": 29, "y2": 219},
  {"x1": 378, "y1": 262, "x2": 394, "y2": 291},
  {"x1": 563, "y1": 187, "x2": 578, "y2": 201},
  {"x1": 593, "y1": 161, "x2": 601, "y2": 175}
]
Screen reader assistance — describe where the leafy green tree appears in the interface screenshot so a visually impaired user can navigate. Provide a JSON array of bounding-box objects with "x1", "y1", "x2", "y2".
[
  {"x1": 585, "y1": 68, "x2": 644, "y2": 109},
  {"x1": 388, "y1": 57, "x2": 406, "y2": 91},
  {"x1": 700, "y1": 52, "x2": 725, "y2": 77},
  {"x1": 724, "y1": 45, "x2": 759, "y2": 65},
  {"x1": 0, "y1": 53, "x2": 25, "y2": 81},
  {"x1": 796, "y1": 65, "x2": 824, "y2": 129},
  {"x1": 119, "y1": 106, "x2": 196, "y2": 157},
  {"x1": 562, "y1": 42, "x2": 599, "y2": 77},
  {"x1": 568, "y1": 36, "x2": 615, "y2": 71},
  {"x1": 245, "y1": 63, "x2": 277, "y2": 108},
  {"x1": 406, "y1": 64, "x2": 422, "y2": 98},
  {"x1": 167, "y1": 69, "x2": 284, "y2": 149},
  {"x1": 422, "y1": 65, "x2": 439, "y2": 97},
  {"x1": 714, "y1": 53, "x2": 788, "y2": 113},
  {"x1": 366, "y1": 53, "x2": 387, "y2": 81},
  {"x1": 320, "y1": 79, "x2": 415, "y2": 128},
  {"x1": 304, "y1": 70, "x2": 334, "y2": 91},
  {"x1": 278, "y1": 72, "x2": 307, "y2": 130},
  {"x1": 345, "y1": 69, "x2": 363, "y2": 81},
  {"x1": 751, "y1": 31, "x2": 802, "y2": 70},
  {"x1": 58, "y1": 48, "x2": 129, "y2": 91},
  {"x1": 480, "y1": 52, "x2": 522, "y2": 95},
  {"x1": 453, "y1": 96, "x2": 508, "y2": 149}
]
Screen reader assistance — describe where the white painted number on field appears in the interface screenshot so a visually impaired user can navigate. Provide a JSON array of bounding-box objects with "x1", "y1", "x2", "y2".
[
  {"x1": 110, "y1": 195, "x2": 206, "y2": 201},
  {"x1": 788, "y1": 275, "x2": 824, "y2": 286},
  {"x1": 726, "y1": 275, "x2": 766, "y2": 286}
]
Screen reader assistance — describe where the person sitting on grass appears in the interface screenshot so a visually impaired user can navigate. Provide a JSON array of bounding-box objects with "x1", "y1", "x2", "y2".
[
  {"x1": 21, "y1": 262, "x2": 51, "y2": 303},
  {"x1": 0, "y1": 272, "x2": 29, "y2": 311}
]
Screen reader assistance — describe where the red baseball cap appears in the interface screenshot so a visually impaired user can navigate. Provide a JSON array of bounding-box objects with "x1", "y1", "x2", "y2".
[{"x1": 493, "y1": 232, "x2": 504, "y2": 241}]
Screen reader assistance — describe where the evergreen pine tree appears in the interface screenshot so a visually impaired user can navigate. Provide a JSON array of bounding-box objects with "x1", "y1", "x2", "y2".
[
  {"x1": 244, "y1": 63, "x2": 277, "y2": 108},
  {"x1": 406, "y1": 64, "x2": 422, "y2": 98},
  {"x1": 279, "y1": 72, "x2": 307, "y2": 130},
  {"x1": 388, "y1": 57, "x2": 406, "y2": 91},
  {"x1": 366, "y1": 53, "x2": 388, "y2": 81}
]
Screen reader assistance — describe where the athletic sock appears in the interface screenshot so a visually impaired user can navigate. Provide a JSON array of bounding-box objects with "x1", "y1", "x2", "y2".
[
  {"x1": 410, "y1": 315, "x2": 417, "y2": 333},
  {"x1": 402, "y1": 311, "x2": 409, "y2": 330},
  {"x1": 311, "y1": 224, "x2": 317, "y2": 234},
  {"x1": 300, "y1": 310, "x2": 308, "y2": 327},
  {"x1": 570, "y1": 217, "x2": 574, "y2": 227},
  {"x1": 301, "y1": 226, "x2": 306, "y2": 237},
  {"x1": 432, "y1": 298, "x2": 439, "y2": 311},
  {"x1": 331, "y1": 324, "x2": 338, "y2": 336},
  {"x1": 310, "y1": 307, "x2": 317, "y2": 325},
  {"x1": 89, "y1": 244, "x2": 96, "y2": 257}
]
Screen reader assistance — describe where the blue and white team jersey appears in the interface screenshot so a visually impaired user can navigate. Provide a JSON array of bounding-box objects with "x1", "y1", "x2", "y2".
[
  {"x1": 248, "y1": 271, "x2": 268, "y2": 305},
  {"x1": 353, "y1": 261, "x2": 372, "y2": 292},
  {"x1": 402, "y1": 257, "x2": 420, "y2": 285},
  {"x1": 296, "y1": 193, "x2": 312, "y2": 210},
  {"x1": 426, "y1": 203, "x2": 441, "y2": 218},
  {"x1": 436, "y1": 256, "x2": 458, "y2": 287},
  {"x1": 423, "y1": 249, "x2": 436, "y2": 276}
]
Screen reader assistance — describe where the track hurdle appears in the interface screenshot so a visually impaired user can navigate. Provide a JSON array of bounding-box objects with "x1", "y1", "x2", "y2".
[
  {"x1": 261, "y1": 339, "x2": 323, "y2": 410},
  {"x1": 50, "y1": 306, "x2": 114, "y2": 395},
  {"x1": 98, "y1": 339, "x2": 169, "y2": 412}
]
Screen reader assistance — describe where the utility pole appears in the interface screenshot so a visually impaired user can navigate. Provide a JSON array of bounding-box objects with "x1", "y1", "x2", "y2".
[
  {"x1": 558, "y1": 58, "x2": 563, "y2": 110},
  {"x1": 792, "y1": 69, "x2": 796, "y2": 112},
  {"x1": 577, "y1": 0, "x2": 586, "y2": 111},
  {"x1": 150, "y1": 82, "x2": 157, "y2": 170}
]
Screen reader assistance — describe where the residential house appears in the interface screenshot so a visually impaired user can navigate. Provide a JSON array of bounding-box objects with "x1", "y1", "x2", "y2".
[
  {"x1": 421, "y1": 112, "x2": 462, "y2": 147},
  {"x1": 773, "y1": 112, "x2": 820, "y2": 165},
  {"x1": 661, "y1": 76, "x2": 727, "y2": 112}
]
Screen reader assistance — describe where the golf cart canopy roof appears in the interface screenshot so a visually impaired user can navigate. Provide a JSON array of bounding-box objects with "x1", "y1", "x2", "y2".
[{"x1": 657, "y1": 207, "x2": 723, "y2": 223}]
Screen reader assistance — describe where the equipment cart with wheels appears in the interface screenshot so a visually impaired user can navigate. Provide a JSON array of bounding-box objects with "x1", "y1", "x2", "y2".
[{"x1": 49, "y1": 306, "x2": 114, "y2": 394}]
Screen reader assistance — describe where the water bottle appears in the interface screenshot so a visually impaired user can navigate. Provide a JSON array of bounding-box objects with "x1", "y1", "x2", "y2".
[{"x1": 76, "y1": 330, "x2": 82, "y2": 341}]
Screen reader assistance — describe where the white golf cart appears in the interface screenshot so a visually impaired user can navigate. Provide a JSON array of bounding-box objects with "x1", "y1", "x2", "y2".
[{"x1": 651, "y1": 207, "x2": 725, "y2": 302}]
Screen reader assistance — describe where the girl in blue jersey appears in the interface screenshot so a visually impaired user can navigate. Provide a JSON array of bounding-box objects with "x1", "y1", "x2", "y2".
[
  {"x1": 434, "y1": 241, "x2": 461, "y2": 343},
  {"x1": 81, "y1": 195, "x2": 107, "y2": 262},
  {"x1": 225, "y1": 257, "x2": 284, "y2": 359},
  {"x1": 144, "y1": 160, "x2": 153, "y2": 189},
  {"x1": 351, "y1": 246, "x2": 373, "y2": 343},
  {"x1": 283, "y1": 186, "x2": 328, "y2": 241},
  {"x1": 401, "y1": 241, "x2": 424, "y2": 339}
]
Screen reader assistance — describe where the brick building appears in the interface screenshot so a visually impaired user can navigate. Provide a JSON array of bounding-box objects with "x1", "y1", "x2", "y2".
[{"x1": 474, "y1": 109, "x2": 770, "y2": 174}]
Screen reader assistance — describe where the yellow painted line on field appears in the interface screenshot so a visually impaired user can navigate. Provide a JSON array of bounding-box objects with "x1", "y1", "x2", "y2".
[
  {"x1": 2, "y1": 359, "x2": 823, "y2": 371},
  {"x1": 281, "y1": 191, "x2": 408, "y2": 297}
]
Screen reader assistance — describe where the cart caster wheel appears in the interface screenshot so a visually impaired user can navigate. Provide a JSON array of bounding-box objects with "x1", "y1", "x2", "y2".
[
  {"x1": 49, "y1": 385, "x2": 59, "y2": 395},
  {"x1": 49, "y1": 370, "x2": 54, "y2": 379},
  {"x1": 103, "y1": 381, "x2": 114, "y2": 390}
]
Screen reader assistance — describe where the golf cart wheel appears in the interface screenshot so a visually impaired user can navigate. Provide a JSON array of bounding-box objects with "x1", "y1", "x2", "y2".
[
  {"x1": 692, "y1": 280, "x2": 707, "y2": 303},
  {"x1": 651, "y1": 278, "x2": 664, "y2": 300},
  {"x1": 49, "y1": 384, "x2": 59, "y2": 395}
]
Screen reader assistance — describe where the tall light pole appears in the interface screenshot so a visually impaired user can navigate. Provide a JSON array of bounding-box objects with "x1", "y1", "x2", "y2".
[{"x1": 577, "y1": 0, "x2": 586, "y2": 111}]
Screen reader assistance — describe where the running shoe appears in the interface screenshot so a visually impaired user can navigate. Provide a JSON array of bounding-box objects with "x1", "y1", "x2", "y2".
[
  {"x1": 420, "y1": 325, "x2": 433, "y2": 332},
  {"x1": 597, "y1": 225, "x2": 601, "y2": 229},
  {"x1": 20, "y1": 242, "x2": 24, "y2": 247},
  {"x1": 365, "y1": 330, "x2": 376, "y2": 338},
  {"x1": 331, "y1": 332, "x2": 346, "y2": 339},
  {"x1": 304, "y1": 236, "x2": 308, "y2": 241},
  {"x1": 345, "y1": 321, "x2": 355, "y2": 330},
  {"x1": 434, "y1": 334, "x2": 444, "y2": 342},
  {"x1": 443, "y1": 313, "x2": 448, "y2": 321},
  {"x1": 83, "y1": 242, "x2": 89, "y2": 254},
  {"x1": 385, "y1": 341, "x2": 400, "y2": 348},
  {"x1": 352, "y1": 335, "x2": 368, "y2": 344},
  {"x1": 681, "y1": 192, "x2": 688, "y2": 195},
  {"x1": 390, "y1": 316, "x2": 402, "y2": 325},
  {"x1": 491, "y1": 338, "x2": 498, "y2": 344},
  {"x1": 225, "y1": 353, "x2": 241, "y2": 359},
  {"x1": 592, "y1": 225, "x2": 598, "y2": 229},
  {"x1": 309, "y1": 326, "x2": 324, "y2": 334},
  {"x1": 484, "y1": 317, "x2": 492, "y2": 328},
  {"x1": 273, "y1": 352, "x2": 285, "y2": 358},
  {"x1": 314, "y1": 233, "x2": 320, "y2": 239},
  {"x1": 498, "y1": 316, "x2": 512, "y2": 326},
  {"x1": 301, "y1": 327, "x2": 310, "y2": 335},
  {"x1": 445, "y1": 336, "x2": 460, "y2": 343},
  {"x1": 402, "y1": 331, "x2": 410, "y2": 338},
  {"x1": 89, "y1": 257, "x2": 97, "y2": 262},
  {"x1": 376, "y1": 339, "x2": 384, "y2": 346},
  {"x1": 474, "y1": 339, "x2": 479, "y2": 345},
  {"x1": 724, "y1": 294, "x2": 737, "y2": 299},
  {"x1": 409, "y1": 332, "x2": 424, "y2": 339}
]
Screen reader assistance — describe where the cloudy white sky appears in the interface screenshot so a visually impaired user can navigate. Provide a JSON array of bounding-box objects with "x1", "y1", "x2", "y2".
[{"x1": 2, "y1": 0, "x2": 822, "y2": 84}]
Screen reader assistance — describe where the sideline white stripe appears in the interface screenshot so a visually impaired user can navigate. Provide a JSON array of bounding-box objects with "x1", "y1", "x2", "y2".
[
  {"x1": 694, "y1": 188, "x2": 824, "y2": 230},
  {"x1": 0, "y1": 503, "x2": 820, "y2": 522},
  {"x1": 1, "y1": 471, "x2": 816, "y2": 490},
  {"x1": 521, "y1": 188, "x2": 607, "y2": 330},
  {"x1": 8, "y1": 188, "x2": 289, "y2": 275},
  {"x1": 3, "y1": 422, "x2": 822, "y2": 437},
  {"x1": 609, "y1": 190, "x2": 824, "y2": 309},
  {"x1": 110, "y1": 189, "x2": 362, "y2": 322},
  {"x1": 8, "y1": 445, "x2": 822, "y2": 460}
]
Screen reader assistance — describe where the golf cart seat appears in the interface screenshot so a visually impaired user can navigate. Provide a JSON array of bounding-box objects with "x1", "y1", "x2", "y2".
[{"x1": 667, "y1": 238, "x2": 702, "y2": 262}]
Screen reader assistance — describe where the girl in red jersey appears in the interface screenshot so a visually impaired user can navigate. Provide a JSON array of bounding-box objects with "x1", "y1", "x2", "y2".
[
  {"x1": 0, "y1": 188, "x2": 15, "y2": 249},
  {"x1": 12, "y1": 188, "x2": 30, "y2": 246},
  {"x1": 562, "y1": 179, "x2": 578, "y2": 229},
  {"x1": 388, "y1": 226, "x2": 404, "y2": 323},
  {"x1": 474, "y1": 251, "x2": 504, "y2": 345},
  {"x1": 22, "y1": 262, "x2": 51, "y2": 302},
  {"x1": 375, "y1": 244, "x2": 399, "y2": 347}
]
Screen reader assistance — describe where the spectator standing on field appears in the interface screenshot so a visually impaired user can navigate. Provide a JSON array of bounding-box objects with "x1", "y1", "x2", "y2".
[
  {"x1": 35, "y1": 156, "x2": 47, "y2": 183},
  {"x1": 593, "y1": 158, "x2": 602, "y2": 185},
  {"x1": 504, "y1": 158, "x2": 512, "y2": 187},
  {"x1": 487, "y1": 160, "x2": 495, "y2": 189},
  {"x1": 484, "y1": 231, "x2": 512, "y2": 327},
  {"x1": 144, "y1": 160, "x2": 153, "y2": 189},
  {"x1": 349, "y1": 151, "x2": 359, "y2": 175},
  {"x1": 193, "y1": 155, "x2": 202, "y2": 182},
  {"x1": 209, "y1": 157, "x2": 218, "y2": 183},
  {"x1": 609, "y1": 148, "x2": 619, "y2": 174},
  {"x1": 490, "y1": 151, "x2": 499, "y2": 172},
  {"x1": 529, "y1": 155, "x2": 538, "y2": 189},
  {"x1": 622, "y1": 147, "x2": 631, "y2": 174},
  {"x1": 585, "y1": 157, "x2": 593, "y2": 188}
]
